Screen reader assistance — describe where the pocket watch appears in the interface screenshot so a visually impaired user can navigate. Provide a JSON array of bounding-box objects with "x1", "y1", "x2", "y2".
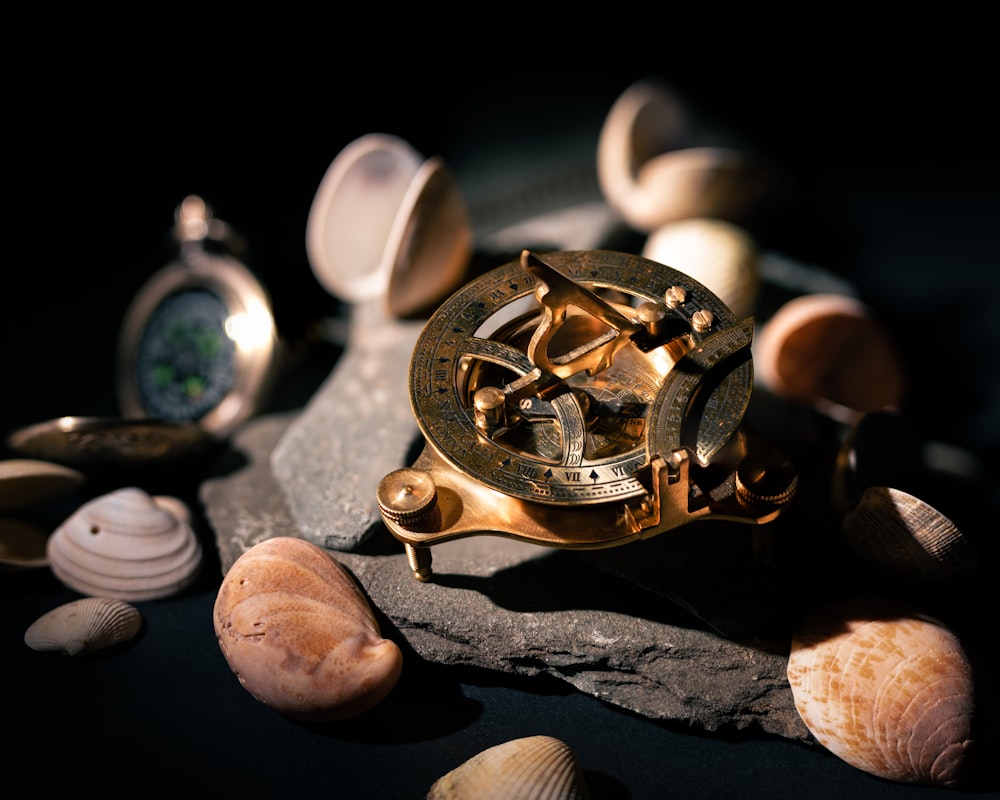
[
  {"x1": 116, "y1": 195, "x2": 279, "y2": 440},
  {"x1": 377, "y1": 249, "x2": 797, "y2": 580}
]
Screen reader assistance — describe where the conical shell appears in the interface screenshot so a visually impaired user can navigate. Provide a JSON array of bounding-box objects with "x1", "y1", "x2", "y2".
[
  {"x1": 46, "y1": 487, "x2": 202, "y2": 601},
  {"x1": 213, "y1": 536, "x2": 403, "y2": 721},
  {"x1": 842, "y1": 486, "x2": 980, "y2": 581},
  {"x1": 642, "y1": 217, "x2": 759, "y2": 320},
  {"x1": 428, "y1": 735, "x2": 590, "y2": 800},
  {"x1": 24, "y1": 597, "x2": 142, "y2": 656},
  {"x1": 787, "y1": 597, "x2": 977, "y2": 787}
]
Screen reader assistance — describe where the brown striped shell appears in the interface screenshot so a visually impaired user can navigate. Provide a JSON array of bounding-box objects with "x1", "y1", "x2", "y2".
[
  {"x1": 786, "y1": 597, "x2": 977, "y2": 787},
  {"x1": 46, "y1": 487, "x2": 202, "y2": 601},
  {"x1": 428, "y1": 735, "x2": 590, "y2": 800},
  {"x1": 842, "y1": 486, "x2": 981, "y2": 581},
  {"x1": 213, "y1": 536, "x2": 403, "y2": 721},
  {"x1": 24, "y1": 597, "x2": 142, "y2": 656}
]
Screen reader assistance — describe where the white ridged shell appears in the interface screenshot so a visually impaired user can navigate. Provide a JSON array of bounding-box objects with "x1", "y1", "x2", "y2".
[
  {"x1": 213, "y1": 536, "x2": 403, "y2": 721},
  {"x1": 787, "y1": 597, "x2": 977, "y2": 787},
  {"x1": 46, "y1": 487, "x2": 202, "y2": 601},
  {"x1": 842, "y1": 486, "x2": 980, "y2": 581},
  {"x1": 428, "y1": 735, "x2": 590, "y2": 800},
  {"x1": 642, "y1": 217, "x2": 759, "y2": 320},
  {"x1": 25, "y1": 597, "x2": 142, "y2": 656}
]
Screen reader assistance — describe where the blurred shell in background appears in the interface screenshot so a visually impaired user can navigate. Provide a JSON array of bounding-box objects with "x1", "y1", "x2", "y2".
[
  {"x1": 0, "y1": 458, "x2": 85, "y2": 511},
  {"x1": 0, "y1": 517, "x2": 50, "y2": 570},
  {"x1": 642, "y1": 217, "x2": 759, "y2": 320},
  {"x1": 753, "y1": 293, "x2": 906, "y2": 425}
]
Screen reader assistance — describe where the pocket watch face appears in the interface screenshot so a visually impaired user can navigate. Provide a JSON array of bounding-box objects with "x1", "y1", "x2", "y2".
[{"x1": 117, "y1": 252, "x2": 277, "y2": 439}]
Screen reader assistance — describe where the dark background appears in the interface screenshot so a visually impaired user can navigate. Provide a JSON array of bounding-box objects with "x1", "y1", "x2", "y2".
[{"x1": 3, "y1": 33, "x2": 999, "y2": 800}]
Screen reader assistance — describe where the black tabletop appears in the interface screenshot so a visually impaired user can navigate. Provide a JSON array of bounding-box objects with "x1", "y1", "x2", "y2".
[{"x1": 3, "y1": 51, "x2": 999, "y2": 799}]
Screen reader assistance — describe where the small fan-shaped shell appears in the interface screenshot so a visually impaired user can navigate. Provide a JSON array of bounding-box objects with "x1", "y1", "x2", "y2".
[
  {"x1": 596, "y1": 78, "x2": 780, "y2": 232},
  {"x1": 213, "y1": 536, "x2": 403, "y2": 721},
  {"x1": 842, "y1": 486, "x2": 980, "y2": 581},
  {"x1": 642, "y1": 217, "x2": 759, "y2": 320},
  {"x1": 46, "y1": 487, "x2": 202, "y2": 601},
  {"x1": 753, "y1": 293, "x2": 905, "y2": 424},
  {"x1": 428, "y1": 735, "x2": 590, "y2": 800},
  {"x1": 787, "y1": 597, "x2": 977, "y2": 787},
  {"x1": 25, "y1": 597, "x2": 142, "y2": 656}
]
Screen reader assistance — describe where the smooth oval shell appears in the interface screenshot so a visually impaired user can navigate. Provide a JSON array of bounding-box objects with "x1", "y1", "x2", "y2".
[
  {"x1": 46, "y1": 486, "x2": 202, "y2": 601},
  {"x1": 428, "y1": 735, "x2": 590, "y2": 800},
  {"x1": 642, "y1": 217, "x2": 759, "y2": 320},
  {"x1": 842, "y1": 486, "x2": 980, "y2": 581},
  {"x1": 213, "y1": 536, "x2": 403, "y2": 721},
  {"x1": 0, "y1": 458, "x2": 86, "y2": 511},
  {"x1": 787, "y1": 597, "x2": 977, "y2": 787},
  {"x1": 596, "y1": 78, "x2": 779, "y2": 232},
  {"x1": 25, "y1": 597, "x2": 142, "y2": 656},
  {"x1": 306, "y1": 133, "x2": 471, "y2": 316},
  {"x1": 753, "y1": 293, "x2": 906, "y2": 424}
]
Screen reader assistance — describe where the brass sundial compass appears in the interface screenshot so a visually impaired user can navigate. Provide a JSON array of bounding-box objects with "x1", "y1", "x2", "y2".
[{"x1": 377, "y1": 249, "x2": 797, "y2": 580}]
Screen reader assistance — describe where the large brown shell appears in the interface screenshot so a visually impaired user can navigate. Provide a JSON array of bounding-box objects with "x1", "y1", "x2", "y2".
[
  {"x1": 213, "y1": 536, "x2": 403, "y2": 721},
  {"x1": 787, "y1": 597, "x2": 976, "y2": 787},
  {"x1": 428, "y1": 735, "x2": 590, "y2": 800}
]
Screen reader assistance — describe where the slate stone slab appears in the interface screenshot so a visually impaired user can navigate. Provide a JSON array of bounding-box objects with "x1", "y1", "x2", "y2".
[{"x1": 201, "y1": 412, "x2": 814, "y2": 744}]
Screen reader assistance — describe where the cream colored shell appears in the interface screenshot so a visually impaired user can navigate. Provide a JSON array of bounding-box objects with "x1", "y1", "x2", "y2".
[
  {"x1": 25, "y1": 596, "x2": 142, "y2": 656},
  {"x1": 305, "y1": 132, "x2": 471, "y2": 317},
  {"x1": 843, "y1": 486, "x2": 980, "y2": 581},
  {"x1": 428, "y1": 735, "x2": 590, "y2": 799},
  {"x1": 642, "y1": 217, "x2": 759, "y2": 320},
  {"x1": 596, "y1": 78, "x2": 778, "y2": 233},
  {"x1": 46, "y1": 487, "x2": 202, "y2": 601},
  {"x1": 787, "y1": 597, "x2": 977, "y2": 787},
  {"x1": 213, "y1": 536, "x2": 403, "y2": 721}
]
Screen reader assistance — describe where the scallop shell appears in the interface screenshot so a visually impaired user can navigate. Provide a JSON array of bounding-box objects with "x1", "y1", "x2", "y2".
[
  {"x1": 25, "y1": 597, "x2": 142, "y2": 656},
  {"x1": 213, "y1": 536, "x2": 403, "y2": 721},
  {"x1": 596, "y1": 78, "x2": 779, "y2": 232},
  {"x1": 305, "y1": 132, "x2": 471, "y2": 317},
  {"x1": 842, "y1": 486, "x2": 981, "y2": 581},
  {"x1": 787, "y1": 597, "x2": 977, "y2": 787},
  {"x1": 753, "y1": 293, "x2": 906, "y2": 424},
  {"x1": 428, "y1": 735, "x2": 590, "y2": 800},
  {"x1": 642, "y1": 217, "x2": 759, "y2": 320},
  {"x1": 46, "y1": 486, "x2": 202, "y2": 601},
  {"x1": 0, "y1": 458, "x2": 86, "y2": 511}
]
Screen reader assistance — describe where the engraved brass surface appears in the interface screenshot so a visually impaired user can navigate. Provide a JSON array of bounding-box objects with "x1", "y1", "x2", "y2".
[{"x1": 379, "y1": 249, "x2": 796, "y2": 580}]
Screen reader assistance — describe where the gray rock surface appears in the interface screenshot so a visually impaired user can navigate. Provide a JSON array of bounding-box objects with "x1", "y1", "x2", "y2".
[{"x1": 202, "y1": 412, "x2": 818, "y2": 744}]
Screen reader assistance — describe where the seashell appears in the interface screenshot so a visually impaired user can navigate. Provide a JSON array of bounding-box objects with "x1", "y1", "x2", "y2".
[
  {"x1": 842, "y1": 486, "x2": 980, "y2": 581},
  {"x1": 213, "y1": 536, "x2": 403, "y2": 721},
  {"x1": 46, "y1": 486, "x2": 202, "y2": 601},
  {"x1": 0, "y1": 517, "x2": 50, "y2": 569},
  {"x1": 787, "y1": 597, "x2": 977, "y2": 787},
  {"x1": 306, "y1": 132, "x2": 472, "y2": 317},
  {"x1": 25, "y1": 596, "x2": 142, "y2": 656},
  {"x1": 428, "y1": 735, "x2": 590, "y2": 800},
  {"x1": 642, "y1": 217, "x2": 759, "y2": 320},
  {"x1": 0, "y1": 458, "x2": 86, "y2": 511},
  {"x1": 753, "y1": 292, "x2": 906, "y2": 424},
  {"x1": 596, "y1": 78, "x2": 781, "y2": 233}
]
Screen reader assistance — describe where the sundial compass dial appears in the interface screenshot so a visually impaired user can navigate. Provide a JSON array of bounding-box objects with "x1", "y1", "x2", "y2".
[{"x1": 378, "y1": 249, "x2": 797, "y2": 580}]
